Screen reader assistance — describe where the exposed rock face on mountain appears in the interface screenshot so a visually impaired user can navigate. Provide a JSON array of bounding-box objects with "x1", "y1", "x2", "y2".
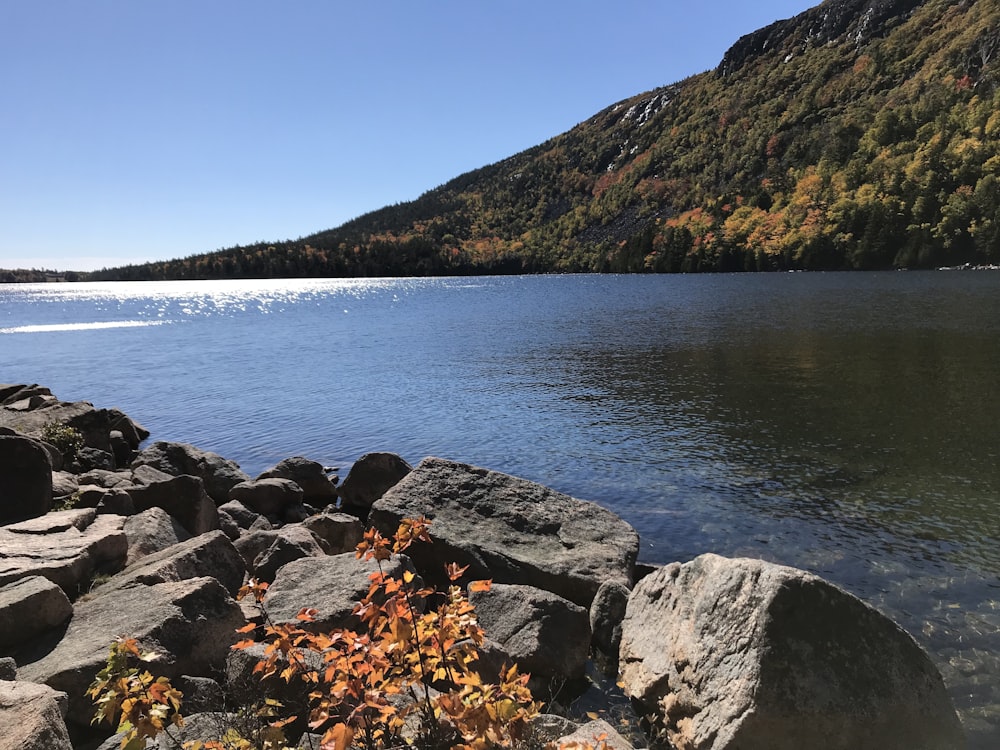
[{"x1": 718, "y1": 0, "x2": 923, "y2": 75}]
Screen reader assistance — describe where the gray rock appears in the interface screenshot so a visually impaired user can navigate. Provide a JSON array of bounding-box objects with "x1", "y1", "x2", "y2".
[
  {"x1": 71, "y1": 446, "x2": 115, "y2": 472},
  {"x1": 104, "y1": 530, "x2": 246, "y2": 597},
  {"x1": 252, "y1": 525, "x2": 326, "y2": 583},
  {"x1": 0, "y1": 398, "x2": 115, "y2": 454},
  {"x1": 126, "y1": 473, "x2": 219, "y2": 536},
  {"x1": 18, "y1": 576, "x2": 244, "y2": 728},
  {"x1": 73, "y1": 483, "x2": 112, "y2": 508},
  {"x1": 216, "y1": 508, "x2": 241, "y2": 540},
  {"x1": 469, "y1": 583, "x2": 590, "y2": 682},
  {"x1": 248, "y1": 514, "x2": 273, "y2": 532},
  {"x1": 107, "y1": 409, "x2": 149, "y2": 448},
  {"x1": 225, "y1": 642, "x2": 321, "y2": 722},
  {"x1": 109, "y1": 429, "x2": 133, "y2": 467},
  {"x1": 96, "y1": 488, "x2": 135, "y2": 516},
  {"x1": 370, "y1": 457, "x2": 639, "y2": 607},
  {"x1": 50, "y1": 471, "x2": 79, "y2": 500},
  {"x1": 132, "y1": 441, "x2": 250, "y2": 505},
  {"x1": 234, "y1": 529, "x2": 279, "y2": 569},
  {"x1": 95, "y1": 711, "x2": 238, "y2": 750},
  {"x1": 0, "y1": 384, "x2": 51, "y2": 405},
  {"x1": 0, "y1": 576, "x2": 73, "y2": 652},
  {"x1": 0, "y1": 658, "x2": 15, "y2": 680},
  {"x1": 77, "y1": 468, "x2": 133, "y2": 489},
  {"x1": 0, "y1": 509, "x2": 127, "y2": 593},
  {"x1": 556, "y1": 719, "x2": 634, "y2": 750},
  {"x1": 258, "y1": 456, "x2": 337, "y2": 506},
  {"x1": 0, "y1": 680, "x2": 72, "y2": 750},
  {"x1": 218, "y1": 499, "x2": 261, "y2": 530},
  {"x1": 0, "y1": 435, "x2": 53, "y2": 524},
  {"x1": 173, "y1": 675, "x2": 225, "y2": 713},
  {"x1": 228, "y1": 477, "x2": 303, "y2": 517},
  {"x1": 130, "y1": 463, "x2": 175, "y2": 485},
  {"x1": 590, "y1": 578, "x2": 631, "y2": 658},
  {"x1": 302, "y1": 512, "x2": 364, "y2": 555},
  {"x1": 264, "y1": 552, "x2": 418, "y2": 633},
  {"x1": 618, "y1": 553, "x2": 965, "y2": 750},
  {"x1": 338, "y1": 452, "x2": 412, "y2": 517},
  {"x1": 123, "y1": 506, "x2": 193, "y2": 566}
]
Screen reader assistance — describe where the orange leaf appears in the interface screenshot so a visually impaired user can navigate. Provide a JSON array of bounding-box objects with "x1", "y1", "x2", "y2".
[
  {"x1": 323, "y1": 722, "x2": 354, "y2": 750},
  {"x1": 444, "y1": 562, "x2": 470, "y2": 581},
  {"x1": 468, "y1": 579, "x2": 492, "y2": 592}
]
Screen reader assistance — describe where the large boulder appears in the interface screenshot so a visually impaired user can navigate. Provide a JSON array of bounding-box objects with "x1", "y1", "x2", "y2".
[
  {"x1": 0, "y1": 509, "x2": 127, "y2": 593},
  {"x1": 0, "y1": 435, "x2": 53, "y2": 524},
  {"x1": 338, "y1": 452, "x2": 412, "y2": 517},
  {"x1": 0, "y1": 398, "x2": 114, "y2": 453},
  {"x1": 468, "y1": 583, "x2": 590, "y2": 683},
  {"x1": 102, "y1": 530, "x2": 247, "y2": 597},
  {"x1": 258, "y1": 456, "x2": 337, "y2": 506},
  {"x1": 131, "y1": 441, "x2": 250, "y2": 505},
  {"x1": 122, "y1": 507, "x2": 192, "y2": 566},
  {"x1": 618, "y1": 554, "x2": 965, "y2": 750},
  {"x1": 228, "y1": 477, "x2": 303, "y2": 517},
  {"x1": 0, "y1": 680, "x2": 72, "y2": 750},
  {"x1": 0, "y1": 576, "x2": 73, "y2": 653},
  {"x1": 369, "y1": 457, "x2": 639, "y2": 607},
  {"x1": 263, "y1": 553, "x2": 418, "y2": 633},
  {"x1": 18, "y1": 576, "x2": 244, "y2": 728},
  {"x1": 126, "y1": 474, "x2": 219, "y2": 536}
]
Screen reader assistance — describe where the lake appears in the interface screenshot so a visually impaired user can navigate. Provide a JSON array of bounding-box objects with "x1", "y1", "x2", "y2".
[{"x1": 2, "y1": 272, "x2": 998, "y2": 746}]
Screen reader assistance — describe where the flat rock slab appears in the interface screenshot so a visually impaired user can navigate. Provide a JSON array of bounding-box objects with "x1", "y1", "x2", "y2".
[
  {"x1": 370, "y1": 457, "x2": 639, "y2": 607},
  {"x1": 619, "y1": 553, "x2": 965, "y2": 750},
  {"x1": 101, "y1": 530, "x2": 247, "y2": 597},
  {"x1": 0, "y1": 509, "x2": 127, "y2": 593},
  {"x1": 18, "y1": 576, "x2": 243, "y2": 728}
]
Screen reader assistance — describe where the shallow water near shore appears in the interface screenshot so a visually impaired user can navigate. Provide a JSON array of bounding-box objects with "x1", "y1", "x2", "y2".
[{"x1": 3, "y1": 272, "x2": 999, "y2": 746}]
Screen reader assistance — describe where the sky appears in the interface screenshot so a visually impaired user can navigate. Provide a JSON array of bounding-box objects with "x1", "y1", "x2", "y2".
[{"x1": 1, "y1": 1, "x2": 816, "y2": 272}]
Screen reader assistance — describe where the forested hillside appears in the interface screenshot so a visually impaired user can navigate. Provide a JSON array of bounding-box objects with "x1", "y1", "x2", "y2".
[{"x1": 87, "y1": 0, "x2": 1000, "y2": 280}]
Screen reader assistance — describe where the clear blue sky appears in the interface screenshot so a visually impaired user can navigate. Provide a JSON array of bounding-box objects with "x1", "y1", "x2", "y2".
[{"x1": 2, "y1": 1, "x2": 814, "y2": 272}]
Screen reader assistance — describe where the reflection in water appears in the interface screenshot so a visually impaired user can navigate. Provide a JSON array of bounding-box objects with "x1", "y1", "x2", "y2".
[{"x1": 3, "y1": 272, "x2": 999, "y2": 745}]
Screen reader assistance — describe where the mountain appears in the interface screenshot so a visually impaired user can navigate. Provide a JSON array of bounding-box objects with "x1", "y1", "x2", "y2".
[{"x1": 87, "y1": 0, "x2": 1000, "y2": 280}]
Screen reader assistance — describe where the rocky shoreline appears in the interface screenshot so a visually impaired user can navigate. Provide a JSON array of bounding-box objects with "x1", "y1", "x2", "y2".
[{"x1": 0, "y1": 384, "x2": 967, "y2": 749}]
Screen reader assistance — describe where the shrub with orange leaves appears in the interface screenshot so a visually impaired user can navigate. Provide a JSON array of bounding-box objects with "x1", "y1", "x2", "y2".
[
  {"x1": 91, "y1": 518, "x2": 540, "y2": 750},
  {"x1": 236, "y1": 516, "x2": 539, "y2": 750}
]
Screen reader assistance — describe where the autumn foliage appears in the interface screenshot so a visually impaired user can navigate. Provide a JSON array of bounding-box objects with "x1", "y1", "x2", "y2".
[{"x1": 89, "y1": 518, "x2": 541, "y2": 750}]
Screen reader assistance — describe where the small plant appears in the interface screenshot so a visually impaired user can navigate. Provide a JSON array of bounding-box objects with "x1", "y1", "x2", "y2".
[
  {"x1": 87, "y1": 637, "x2": 185, "y2": 750},
  {"x1": 40, "y1": 420, "x2": 84, "y2": 460}
]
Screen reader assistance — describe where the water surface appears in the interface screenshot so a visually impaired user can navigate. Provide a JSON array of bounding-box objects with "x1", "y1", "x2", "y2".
[{"x1": 3, "y1": 272, "x2": 998, "y2": 745}]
